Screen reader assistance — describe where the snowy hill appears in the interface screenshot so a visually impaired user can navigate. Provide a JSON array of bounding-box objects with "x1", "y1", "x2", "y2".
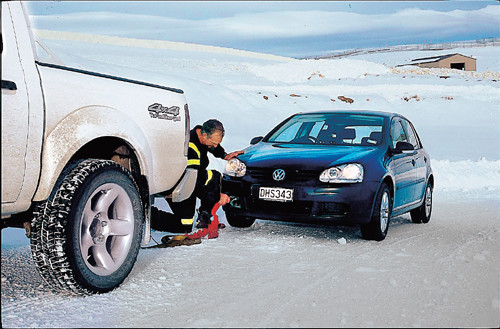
[{"x1": 36, "y1": 33, "x2": 500, "y2": 197}]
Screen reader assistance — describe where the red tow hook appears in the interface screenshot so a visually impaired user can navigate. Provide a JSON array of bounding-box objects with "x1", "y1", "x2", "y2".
[{"x1": 184, "y1": 203, "x2": 221, "y2": 240}]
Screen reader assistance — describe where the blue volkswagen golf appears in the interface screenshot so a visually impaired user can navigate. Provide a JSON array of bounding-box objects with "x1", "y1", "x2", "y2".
[{"x1": 222, "y1": 110, "x2": 434, "y2": 241}]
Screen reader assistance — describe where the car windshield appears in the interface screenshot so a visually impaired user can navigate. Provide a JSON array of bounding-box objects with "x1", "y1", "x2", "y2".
[{"x1": 266, "y1": 113, "x2": 385, "y2": 146}]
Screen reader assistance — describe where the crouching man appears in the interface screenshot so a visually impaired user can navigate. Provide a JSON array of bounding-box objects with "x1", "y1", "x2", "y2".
[{"x1": 151, "y1": 119, "x2": 244, "y2": 244}]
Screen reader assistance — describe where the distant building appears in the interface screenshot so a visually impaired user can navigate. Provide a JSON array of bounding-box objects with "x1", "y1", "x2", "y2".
[{"x1": 409, "y1": 53, "x2": 476, "y2": 71}]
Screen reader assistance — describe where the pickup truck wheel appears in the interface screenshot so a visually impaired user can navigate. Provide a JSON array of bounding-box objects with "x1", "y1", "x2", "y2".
[
  {"x1": 225, "y1": 213, "x2": 256, "y2": 228},
  {"x1": 30, "y1": 159, "x2": 143, "y2": 295}
]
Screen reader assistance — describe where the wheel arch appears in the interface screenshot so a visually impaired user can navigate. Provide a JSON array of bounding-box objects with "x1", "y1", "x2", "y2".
[
  {"x1": 368, "y1": 175, "x2": 395, "y2": 221},
  {"x1": 70, "y1": 137, "x2": 150, "y2": 210},
  {"x1": 382, "y1": 175, "x2": 395, "y2": 201},
  {"x1": 33, "y1": 106, "x2": 154, "y2": 203},
  {"x1": 427, "y1": 173, "x2": 435, "y2": 189}
]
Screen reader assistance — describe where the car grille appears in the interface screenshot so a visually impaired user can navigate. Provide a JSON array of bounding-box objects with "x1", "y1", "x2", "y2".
[
  {"x1": 319, "y1": 202, "x2": 350, "y2": 216},
  {"x1": 247, "y1": 168, "x2": 319, "y2": 183}
]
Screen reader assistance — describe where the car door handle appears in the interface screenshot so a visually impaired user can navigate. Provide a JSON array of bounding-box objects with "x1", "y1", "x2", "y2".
[
  {"x1": 1, "y1": 80, "x2": 17, "y2": 91},
  {"x1": 412, "y1": 159, "x2": 416, "y2": 166}
]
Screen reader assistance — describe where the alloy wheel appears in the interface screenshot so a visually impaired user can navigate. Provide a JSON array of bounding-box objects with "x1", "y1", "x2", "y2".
[
  {"x1": 425, "y1": 185, "x2": 432, "y2": 218},
  {"x1": 80, "y1": 183, "x2": 135, "y2": 276},
  {"x1": 379, "y1": 191, "x2": 390, "y2": 232}
]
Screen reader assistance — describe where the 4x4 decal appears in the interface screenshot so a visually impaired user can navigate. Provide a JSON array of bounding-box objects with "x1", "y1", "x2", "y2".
[{"x1": 148, "y1": 103, "x2": 181, "y2": 121}]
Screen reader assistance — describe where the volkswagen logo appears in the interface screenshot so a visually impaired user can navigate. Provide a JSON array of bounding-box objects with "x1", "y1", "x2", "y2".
[{"x1": 272, "y1": 169, "x2": 286, "y2": 181}]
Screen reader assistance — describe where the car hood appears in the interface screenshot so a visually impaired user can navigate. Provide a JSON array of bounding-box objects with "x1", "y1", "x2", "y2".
[{"x1": 240, "y1": 142, "x2": 382, "y2": 170}]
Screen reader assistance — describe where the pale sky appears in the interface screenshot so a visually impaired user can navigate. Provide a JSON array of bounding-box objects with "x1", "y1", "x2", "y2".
[{"x1": 27, "y1": 1, "x2": 500, "y2": 58}]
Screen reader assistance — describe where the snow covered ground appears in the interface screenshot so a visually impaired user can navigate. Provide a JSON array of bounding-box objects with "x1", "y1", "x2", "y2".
[{"x1": 2, "y1": 33, "x2": 499, "y2": 328}]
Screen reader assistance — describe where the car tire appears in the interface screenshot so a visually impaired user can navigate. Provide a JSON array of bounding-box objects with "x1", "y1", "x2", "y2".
[
  {"x1": 30, "y1": 159, "x2": 143, "y2": 295},
  {"x1": 410, "y1": 182, "x2": 433, "y2": 224},
  {"x1": 225, "y1": 213, "x2": 256, "y2": 228},
  {"x1": 360, "y1": 183, "x2": 391, "y2": 241}
]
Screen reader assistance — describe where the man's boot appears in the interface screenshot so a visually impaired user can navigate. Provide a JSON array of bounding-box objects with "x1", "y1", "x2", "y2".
[
  {"x1": 196, "y1": 210, "x2": 211, "y2": 229},
  {"x1": 150, "y1": 206, "x2": 191, "y2": 233}
]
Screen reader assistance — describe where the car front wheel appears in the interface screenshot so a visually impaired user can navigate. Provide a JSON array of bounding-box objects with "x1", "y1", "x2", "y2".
[
  {"x1": 30, "y1": 159, "x2": 143, "y2": 295},
  {"x1": 360, "y1": 183, "x2": 391, "y2": 241},
  {"x1": 225, "y1": 213, "x2": 256, "y2": 228},
  {"x1": 411, "y1": 182, "x2": 433, "y2": 224}
]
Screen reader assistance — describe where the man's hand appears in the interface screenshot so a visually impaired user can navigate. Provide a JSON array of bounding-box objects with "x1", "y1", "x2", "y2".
[
  {"x1": 224, "y1": 150, "x2": 244, "y2": 160},
  {"x1": 218, "y1": 193, "x2": 231, "y2": 205}
]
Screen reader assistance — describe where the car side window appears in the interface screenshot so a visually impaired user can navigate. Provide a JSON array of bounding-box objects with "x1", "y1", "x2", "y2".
[
  {"x1": 401, "y1": 119, "x2": 420, "y2": 149},
  {"x1": 390, "y1": 119, "x2": 408, "y2": 148}
]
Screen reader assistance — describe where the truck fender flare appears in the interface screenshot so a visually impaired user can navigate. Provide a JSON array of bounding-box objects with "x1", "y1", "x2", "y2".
[{"x1": 33, "y1": 105, "x2": 153, "y2": 201}]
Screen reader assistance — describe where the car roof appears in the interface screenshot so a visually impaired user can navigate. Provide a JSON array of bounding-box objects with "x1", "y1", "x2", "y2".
[{"x1": 295, "y1": 109, "x2": 402, "y2": 120}]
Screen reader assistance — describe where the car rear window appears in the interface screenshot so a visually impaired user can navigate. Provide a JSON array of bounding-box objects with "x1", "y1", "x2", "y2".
[{"x1": 267, "y1": 113, "x2": 384, "y2": 145}]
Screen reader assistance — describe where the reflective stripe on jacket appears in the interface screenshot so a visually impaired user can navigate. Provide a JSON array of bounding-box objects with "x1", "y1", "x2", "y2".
[{"x1": 188, "y1": 125, "x2": 226, "y2": 187}]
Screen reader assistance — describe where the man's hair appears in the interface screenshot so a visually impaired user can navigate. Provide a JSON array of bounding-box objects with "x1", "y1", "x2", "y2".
[{"x1": 201, "y1": 119, "x2": 225, "y2": 137}]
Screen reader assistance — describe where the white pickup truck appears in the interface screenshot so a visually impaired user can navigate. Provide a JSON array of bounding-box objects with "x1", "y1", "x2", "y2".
[{"x1": 1, "y1": 1, "x2": 195, "y2": 294}]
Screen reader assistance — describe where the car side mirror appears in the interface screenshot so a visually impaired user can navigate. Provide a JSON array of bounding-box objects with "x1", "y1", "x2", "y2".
[
  {"x1": 393, "y1": 141, "x2": 414, "y2": 154},
  {"x1": 250, "y1": 136, "x2": 263, "y2": 145}
]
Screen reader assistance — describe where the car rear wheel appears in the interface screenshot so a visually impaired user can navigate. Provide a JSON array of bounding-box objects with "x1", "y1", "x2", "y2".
[
  {"x1": 411, "y1": 182, "x2": 433, "y2": 224},
  {"x1": 360, "y1": 183, "x2": 391, "y2": 241},
  {"x1": 225, "y1": 213, "x2": 256, "y2": 228},
  {"x1": 30, "y1": 159, "x2": 143, "y2": 295}
]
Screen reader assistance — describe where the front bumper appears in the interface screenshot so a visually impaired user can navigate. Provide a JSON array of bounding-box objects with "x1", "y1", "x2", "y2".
[{"x1": 222, "y1": 176, "x2": 379, "y2": 225}]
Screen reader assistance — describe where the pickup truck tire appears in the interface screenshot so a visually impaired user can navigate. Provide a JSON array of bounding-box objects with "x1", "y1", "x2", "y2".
[{"x1": 30, "y1": 159, "x2": 143, "y2": 295}]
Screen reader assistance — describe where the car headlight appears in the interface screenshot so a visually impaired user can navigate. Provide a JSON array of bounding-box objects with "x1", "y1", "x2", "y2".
[
  {"x1": 224, "y1": 158, "x2": 247, "y2": 177},
  {"x1": 319, "y1": 163, "x2": 364, "y2": 183}
]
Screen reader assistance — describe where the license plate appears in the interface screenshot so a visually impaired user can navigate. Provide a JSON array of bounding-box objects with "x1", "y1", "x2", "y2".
[{"x1": 258, "y1": 187, "x2": 293, "y2": 202}]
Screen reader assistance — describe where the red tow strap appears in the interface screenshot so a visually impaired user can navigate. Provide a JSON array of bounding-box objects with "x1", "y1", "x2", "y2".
[{"x1": 184, "y1": 203, "x2": 220, "y2": 240}]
